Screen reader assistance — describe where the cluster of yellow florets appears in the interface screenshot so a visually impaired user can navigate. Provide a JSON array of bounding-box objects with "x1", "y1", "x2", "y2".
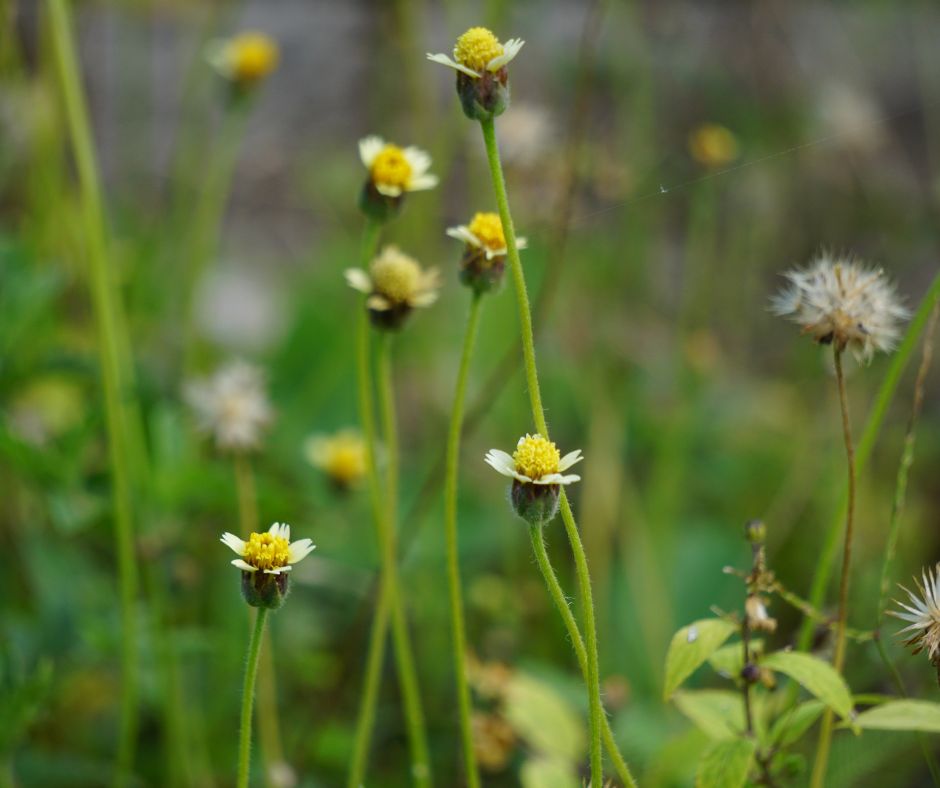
[
  {"x1": 371, "y1": 249, "x2": 423, "y2": 302},
  {"x1": 454, "y1": 27, "x2": 505, "y2": 72},
  {"x1": 222, "y1": 32, "x2": 279, "y2": 84},
  {"x1": 371, "y1": 145, "x2": 413, "y2": 191},
  {"x1": 468, "y1": 212, "x2": 506, "y2": 251},
  {"x1": 512, "y1": 434, "x2": 561, "y2": 480},
  {"x1": 243, "y1": 531, "x2": 291, "y2": 572}
]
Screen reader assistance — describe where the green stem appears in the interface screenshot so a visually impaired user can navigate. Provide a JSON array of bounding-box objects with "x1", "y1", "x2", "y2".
[
  {"x1": 797, "y1": 272, "x2": 940, "y2": 653},
  {"x1": 46, "y1": 1, "x2": 139, "y2": 782},
  {"x1": 443, "y1": 293, "x2": 484, "y2": 788},
  {"x1": 238, "y1": 608, "x2": 269, "y2": 788},
  {"x1": 480, "y1": 115, "x2": 609, "y2": 787},
  {"x1": 528, "y1": 526, "x2": 638, "y2": 788},
  {"x1": 810, "y1": 347, "x2": 856, "y2": 788},
  {"x1": 377, "y1": 334, "x2": 433, "y2": 787}
]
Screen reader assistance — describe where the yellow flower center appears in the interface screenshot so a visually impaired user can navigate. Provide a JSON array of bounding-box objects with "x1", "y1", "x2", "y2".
[
  {"x1": 371, "y1": 145, "x2": 413, "y2": 190},
  {"x1": 512, "y1": 434, "x2": 560, "y2": 480},
  {"x1": 371, "y1": 248, "x2": 422, "y2": 302},
  {"x1": 324, "y1": 437, "x2": 367, "y2": 484},
  {"x1": 688, "y1": 124, "x2": 739, "y2": 168},
  {"x1": 468, "y1": 212, "x2": 506, "y2": 251},
  {"x1": 454, "y1": 27, "x2": 504, "y2": 73},
  {"x1": 243, "y1": 531, "x2": 290, "y2": 571},
  {"x1": 227, "y1": 33, "x2": 278, "y2": 83}
]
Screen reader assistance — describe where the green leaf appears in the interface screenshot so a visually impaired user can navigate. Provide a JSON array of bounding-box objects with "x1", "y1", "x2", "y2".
[
  {"x1": 708, "y1": 639, "x2": 764, "y2": 680},
  {"x1": 695, "y1": 737, "x2": 757, "y2": 788},
  {"x1": 504, "y1": 672, "x2": 586, "y2": 761},
  {"x1": 854, "y1": 700, "x2": 940, "y2": 733},
  {"x1": 768, "y1": 700, "x2": 824, "y2": 747},
  {"x1": 761, "y1": 651, "x2": 853, "y2": 721},
  {"x1": 664, "y1": 618, "x2": 738, "y2": 699},
  {"x1": 673, "y1": 690, "x2": 745, "y2": 740}
]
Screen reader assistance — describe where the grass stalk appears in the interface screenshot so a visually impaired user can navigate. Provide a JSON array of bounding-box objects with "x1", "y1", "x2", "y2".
[
  {"x1": 480, "y1": 114, "x2": 620, "y2": 787},
  {"x1": 46, "y1": 1, "x2": 140, "y2": 781},
  {"x1": 442, "y1": 292, "x2": 484, "y2": 788},
  {"x1": 238, "y1": 608, "x2": 268, "y2": 788}
]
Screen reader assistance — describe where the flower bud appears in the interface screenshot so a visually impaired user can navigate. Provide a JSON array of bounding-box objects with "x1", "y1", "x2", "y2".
[
  {"x1": 459, "y1": 246, "x2": 506, "y2": 294},
  {"x1": 457, "y1": 68, "x2": 510, "y2": 122},
  {"x1": 744, "y1": 519, "x2": 766, "y2": 544},
  {"x1": 358, "y1": 179, "x2": 404, "y2": 223},
  {"x1": 241, "y1": 569, "x2": 289, "y2": 609}
]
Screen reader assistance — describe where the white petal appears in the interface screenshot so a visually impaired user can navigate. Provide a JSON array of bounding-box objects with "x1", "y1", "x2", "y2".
[
  {"x1": 487, "y1": 38, "x2": 524, "y2": 71},
  {"x1": 359, "y1": 135, "x2": 384, "y2": 168},
  {"x1": 558, "y1": 449, "x2": 584, "y2": 472},
  {"x1": 403, "y1": 146, "x2": 432, "y2": 176},
  {"x1": 232, "y1": 559, "x2": 258, "y2": 573},
  {"x1": 263, "y1": 565, "x2": 292, "y2": 575},
  {"x1": 558, "y1": 473, "x2": 581, "y2": 485},
  {"x1": 367, "y1": 294, "x2": 393, "y2": 311},
  {"x1": 535, "y1": 474, "x2": 564, "y2": 485},
  {"x1": 345, "y1": 268, "x2": 372, "y2": 294},
  {"x1": 411, "y1": 291, "x2": 439, "y2": 308},
  {"x1": 426, "y1": 52, "x2": 480, "y2": 78},
  {"x1": 484, "y1": 450, "x2": 516, "y2": 478},
  {"x1": 515, "y1": 236, "x2": 528, "y2": 251},
  {"x1": 221, "y1": 532, "x2": 246, "y2": 556},
  {"x1": 288, "y1": 538, "x2": 316, "y2": 564},
  {"x1": 374, "y1": 182, "x2": 403, "y2": 198},
  {"x1": 447, "y1": 226, "x2": 481, "y2": 247},
  {"x1": 406, "y1": 174, "x2": 439, "y2": 192},
  {"x1": 268, "y1": 522, "x2": 290, "y2": 541}
]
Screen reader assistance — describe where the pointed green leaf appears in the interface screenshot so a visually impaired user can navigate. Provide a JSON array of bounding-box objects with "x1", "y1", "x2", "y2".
[
  {"x1": 664, "y1": 618, "x2": 738, "y2": 699},
  {"x1": 768, "y1": 700, "x2": 824, "y2": 747},
  {"x1": 673, "y1": 690, "x2": 745, "y2": 740},
  {"x1": 761, "y1": 651, "x2": 853, "y2": 720},
  {"x1": 695, "y1": 737, "x2": 757, "y2": 788},
  {"x1": 854, "y1": 700, "x2": 940, "y2": 733}
]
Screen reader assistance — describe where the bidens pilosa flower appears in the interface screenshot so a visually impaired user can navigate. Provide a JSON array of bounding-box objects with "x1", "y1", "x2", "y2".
[
  {"x1": 185, "y1": 360, "x2": 273, "y2": 453},
  {"x1": 427, "y1": 27, "x2": 524, "y2": 121},
  {"x1": 771, "y1": 255, "x2": 908, "y2": 362},
  {"x1": 688, "y1": 123, "x2": 739, "y2": 169},
  {"x1": 304, "y1": 429, "x2": 367, "y2": 489},
  {"x1": 446, "y1": 212, "x2": 527, "y2": 293},
  {"x1": 207, "y1": 32, "x2": 278, "y2": 94},
  {"x1": 345, "y1": 246, "x2": 440, "y2": 331},
  {"x1": 890, "y1": 564, "x2": 940, "y2": 685},
  {"x1": 485, "y1": 434, "x2": 582, "y2": 525},
  {"x1": 358, "y1": 136, "x2": 438, "y2": 221},
  {"x1": 222, "y1": 523, "x2": 315, "y2": 609}
]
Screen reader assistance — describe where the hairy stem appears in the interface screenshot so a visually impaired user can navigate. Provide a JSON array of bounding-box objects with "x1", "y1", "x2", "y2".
[
  {"x1": 810, "y1": 346, "x2": 856, "y2": 788},
  {"x1": 443, "y1": 293, "x2": 484, "y2": 788},
  {"x1": 46, "y1": 1, "x2": 140, "y2": 781},
  {"x1": 237, "y1": 608, "x2": 268, "y2": 788}
]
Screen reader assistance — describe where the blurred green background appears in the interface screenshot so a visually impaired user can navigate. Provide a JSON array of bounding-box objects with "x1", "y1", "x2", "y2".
[{"x1": 2, "y1": 0, "x2": 940, "y2": 785}]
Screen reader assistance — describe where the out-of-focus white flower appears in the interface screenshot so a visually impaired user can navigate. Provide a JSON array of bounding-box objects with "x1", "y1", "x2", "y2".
[
  {"x1": 492, "y1": 103, "x2": 552, "y2": 166},
  {"x1": 185, "y1": 360, "x2": 273, "y2": 452},
  {"x1": 771, "y1": 255, "x2": 908, "y2": 361},
  {"x1": 891, "y1": 564, "x2": 940, "y2": 672}
]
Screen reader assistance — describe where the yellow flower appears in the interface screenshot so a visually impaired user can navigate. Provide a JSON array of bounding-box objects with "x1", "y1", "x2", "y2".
[
  {"x1": 446, "y1": 212, "x2": 527, "y2": 260},
  {"x1": 208, "y1": 32, "x2": 279, "y2": 86},
  {"x1": 427, "y1": 27, "x2": 524, "y2": 78},
  {"x1": 358, "y1": 136, "x2": 438, "y2": 198},
  {"x1": 305, "y1": 430, "x2": 367, "y2": 487},
  {"x1": 688, "y1": 123, "x2": 739, "y2": 168},
  {"x1": 345, "y1": 246, "x2": 440, "y2": 319},
  {"x1": 485, "y1": 434, "x2": 582, "y2": 486},
  {"x1": 222, "y1": 523, "x2": 314, "y2": 575}
]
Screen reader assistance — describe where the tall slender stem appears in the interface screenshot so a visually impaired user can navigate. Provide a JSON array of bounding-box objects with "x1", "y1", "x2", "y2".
[
  {"x1": 480, "y1": 115, "x2": 611, "y2": 786},
  {"x1": 234, "y1": 455, "x2": 285, "y2": 785},
  {"x1": 810, "y1": 346, "x2": 856, "y2": 788},
  {"x1": 238, "y1": 608, "x2": 269, "y2": 788},
  {"x1": 528, "y1": 526, "x2": 638, "y2": 788},
  {"x1": 46, "y1": 2, "x2": 139, "y2": 781},
  {"x1": 377, "y1": 335, "x2": 433, "y2": 787},
  {"x1": 443, "y1": 293, "x2": 484, "y2": 788}
]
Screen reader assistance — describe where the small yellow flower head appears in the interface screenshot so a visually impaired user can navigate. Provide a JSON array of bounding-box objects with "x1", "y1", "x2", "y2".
[
  {"x1": 688, "y1": 123, "x2": 739, "y2": 169},
  {"x1": 305, "y1": 429, "x2": 367, "y2": 489},
  {"x1": 890, "y1": 564, "x2": 940, "y2": 684},
  {"x1": 771, "y1": 255, "x2": 908, "y2": 362},
  {"x1": 207, "y1": 32, "x2": 278, "y2": 90},
  {"x1": 345, "y1": 246, "x2": 440, "y2": 331},
  {"x1": 427, "y1": 27, "x2": 524, "y2": 121},
  {"x1": 358, "y1": 136, "x2": 438, "y2": 221},
  {"x1": 221, "y1": 523, "x2": 315, "y2": 608},
  {"x1": 446, "y1": 211, "x2": 527, "y2": 293},
  {"x1": 485, "y1": 434, "x2": 582, "y2": 525}
]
